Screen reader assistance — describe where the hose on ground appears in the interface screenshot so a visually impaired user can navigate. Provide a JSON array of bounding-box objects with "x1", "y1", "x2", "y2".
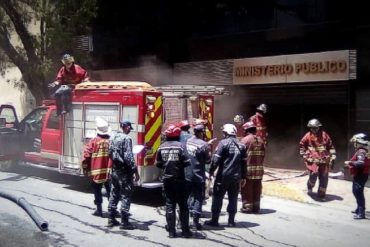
[{"x1": 0, "y1": 188, "x2": 48, "y2": 231}]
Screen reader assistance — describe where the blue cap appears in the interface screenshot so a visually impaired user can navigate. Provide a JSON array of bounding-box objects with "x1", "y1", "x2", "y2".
[{"x1": 120, "y1": 120, "x2": 133, "y2": 130}]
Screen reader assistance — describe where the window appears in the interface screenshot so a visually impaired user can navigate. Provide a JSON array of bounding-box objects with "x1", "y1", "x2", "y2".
[{"x1": 46, "y1": 110, "x2": 60, "y2": 130}]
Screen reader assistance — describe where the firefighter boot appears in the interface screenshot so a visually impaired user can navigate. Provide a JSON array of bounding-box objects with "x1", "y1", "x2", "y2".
[
  {"x1": 107, "y1": 211, "x2": 120, "y2": 228},
  {"x1": 193, "y1": 214, "x2": 202, "y2": 230},
  {"x1": 253, "y1": 201, "x2": 260, "y2": 214},
  {"x1": 353, "y1": 207, "x2": 366, "y2": 220},
  {"x1": 204, "y1": 215, "x2": 219, "y2": 227},
  {"x1": 240, "y1": 203, "x2": 253, "y2": 214},
  {"x1": 227, "y1": 213, "x2": 236, "y2": 227},
  {"x1": 180, "y1": 210, "x2": 192, "y2": 238},
  {"x1": 166, "y1": 211, "x2": 177, "y2": 238},
  {"x1": 92, "y1": 203, "x2": 103, "y2": 217},
  {"x1": 120, "y1": 214, "x2": 135, "y2": 230}
]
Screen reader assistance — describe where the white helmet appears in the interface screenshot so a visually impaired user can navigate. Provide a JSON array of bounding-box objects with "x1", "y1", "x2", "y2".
[
  {"x1": 222, "y1": 124, "x2": 237, "y2": 136},
  {"x1": 350, "y1": 133, "x2": 368, "y2": 146},
  {"x1": 256, "y1": 104, "x2": 267, "y2": 114},
  {"x1": 307, "y1": 118, "x2": 322, "y2": 128},
  {"x1": 233, "y1": 114, "x2": 244, "y2": 124}
]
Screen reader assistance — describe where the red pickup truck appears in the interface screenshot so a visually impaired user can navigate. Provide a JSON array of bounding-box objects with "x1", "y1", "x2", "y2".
[{"x1": 0, "y1": 102, "x2": 61, "y2": 171}]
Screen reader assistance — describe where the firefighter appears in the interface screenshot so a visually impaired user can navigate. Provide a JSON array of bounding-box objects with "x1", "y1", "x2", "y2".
[
  {"x1": 81, "y1": 117, "x2": 112, "y2": 217},
  {"x1": 49, "y1": 54, "x2": 89, "y2": 115},
  {"x1": 240, "y1": 121, "x2": 266, "y2": 214},
  {"x1": 185, "y1": 124, "x2": 211, "y2": 230},
  {"x1": 299, "y1": 118, "x2": 336, "y2": 201},
  {"x1": 344, "y1": 133, "x2": 369, "y2": 219},
  {"x1": 178, "y1": 120, "x2": 192, "y2": 143},
  {"x1": 156, "y1": 124, "x2": 193, "y2": 238},
  {"x1": 249, "y1": 104, "x2": 268, "y2": 144},
  {"x1": 107, "y1": 120, "x2": 140, "y2": 229},
  {"x1": 205, "y1": 124, "x2": 247, "y2": 227},
  {"x1": 233, "y1": 114, "x2": 245, "y2": 141}
]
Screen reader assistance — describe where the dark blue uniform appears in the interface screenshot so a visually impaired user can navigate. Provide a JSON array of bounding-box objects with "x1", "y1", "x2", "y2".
[
  {"x1": 208, "y1": 136, "x2": 247, "y2": 224},
  {"x1": 185, "y1": 136, "x2": 211, "y2": 220},
  {"x1": 156, "y1": 141, "x2": 192, "y2": 236}
]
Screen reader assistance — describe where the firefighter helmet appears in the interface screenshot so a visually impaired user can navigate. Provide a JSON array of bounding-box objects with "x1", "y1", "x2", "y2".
[
  {"x1": 222, "y1": 124, "x2": 237, "y2": 136},
  {"x1": 193, "y1": 124, "x2": 205, "y2": 133},
  {"x1": 194, "y1": 118, "x2": 207, "y2": 126},
  {"x1": 177, "y1": 120, "x2": 190, "y2": 130},
  {"x1": 242, "y1": 121, "x2": 256, "y2": 131},
  {"x1": 233, "y1": 115, "x2": 244, "y2": 124},
  {"x1": 164, "y1": 124, "x2": 181, "y2": 138},
  {"x1": 61, "y1": 54, "x2": 75, "y2": 64},
  {"x1": 307, "y1": 119, "x2": 322, "y2": 128},
  {"x1": 350, "y1": 133, "x2": 368, "y2": 146},
  {"x1": 256, "y1": 104, "x2": 267, "y2": 114}
]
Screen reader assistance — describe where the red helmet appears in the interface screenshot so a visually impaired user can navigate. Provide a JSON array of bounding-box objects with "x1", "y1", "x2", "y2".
[
  {"x1": 242, "y1": 121, "x2": 256, "y2": 131},
  {"x1": 164, "y1": 124, "x2": 181, "y2": 138},
  {"x1": 177, "y1": 120, "x2": 190, "y2": 128}
]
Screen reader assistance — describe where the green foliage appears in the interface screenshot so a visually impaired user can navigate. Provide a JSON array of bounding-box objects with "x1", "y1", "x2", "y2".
[{"x1": 0, "y1": 0, "x2": 97, "y2": 102}]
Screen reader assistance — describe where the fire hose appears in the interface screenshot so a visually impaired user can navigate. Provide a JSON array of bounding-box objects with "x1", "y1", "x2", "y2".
[{"x1": 0, "y1": 188, "x2": 48, "y2": 231}]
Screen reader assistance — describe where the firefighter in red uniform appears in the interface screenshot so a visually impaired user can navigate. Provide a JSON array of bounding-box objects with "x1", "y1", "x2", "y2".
[
  {"x1": 299, "y1": 119, "x2": 336, "y2": 201},
  {"x1": 249, "y1": 104, "x2": 268, "y2": 144},
  {"x1": 344, "y1": 133, "x2": 369, "y2": 219},
  {"x1": 240, "y1": 121, "x2": 265, "y2": 214},
  {"x1": 50, "y1": 54, "x2": 89, "y2": 115},
  {"x1": 82, "y1": 117, "x2": 112, "y2": 217},
  {"x1": 233, "y1": 114, "x2": 245, "y2": 141}
]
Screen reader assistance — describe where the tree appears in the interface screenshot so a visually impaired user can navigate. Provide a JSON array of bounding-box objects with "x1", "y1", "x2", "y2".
[{"x1": 0, "y1": 0, "x2": 97, "y2": 105}]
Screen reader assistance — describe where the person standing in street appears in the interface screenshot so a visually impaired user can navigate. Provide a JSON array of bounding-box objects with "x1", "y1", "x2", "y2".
[
  {"x1": 50, "y1": 54, "x2": 89, "y2": 115},
  {"x1": 240, "y1": 121, "x2": 265, "y2": 214},
  {"x1": 185, "y1": 124, "x2": 211, "y2": 230},
  {"x1": 344, "y1": 133, "x2": 369, "y2": 219},
  {"x1": 156, "y1": 124, "x2": 193, "y2": 238},
  {"x1": 82, "y1": 117, "x2": 112, "y2": 217},
  {"x1": 205, "y1": 124, "x2": 246, "y2": 227},
  {"x1": 249, "y1": 104, "x2": 268, "y2": 145},
  {"x1": 299, "y1": 118, "x2": 336, "y2": 201},
  {"x1": 107, "y1": 120, "x2": 140, "y2": 229}
]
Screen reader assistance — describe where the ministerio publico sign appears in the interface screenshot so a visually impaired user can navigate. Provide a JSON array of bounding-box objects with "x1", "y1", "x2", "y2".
[{"x1": 233, "y1": 50, "x2": 356, "y2": 84}]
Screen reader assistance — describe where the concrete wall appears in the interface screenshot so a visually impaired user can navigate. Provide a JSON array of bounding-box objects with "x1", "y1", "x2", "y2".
[{"x1": 0, "y1": 67, "x2": 35, "y2": 120}]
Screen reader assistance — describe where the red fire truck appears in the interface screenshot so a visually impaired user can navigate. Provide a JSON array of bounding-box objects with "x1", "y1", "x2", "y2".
[{"x1": 0, "y1": 82, "x2": 225, "y2": 188}]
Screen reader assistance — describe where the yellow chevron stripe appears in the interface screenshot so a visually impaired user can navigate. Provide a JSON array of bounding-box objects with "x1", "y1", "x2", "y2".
[
  {"x1": 154, "y1": 96, "x2": 162, "y2": 111},
  {"x1": 145, "y1": 114, "x2": 162, "y2": 142},
  {"x1": 152, "y1": 134, "x2": 161, "y2": 152}
]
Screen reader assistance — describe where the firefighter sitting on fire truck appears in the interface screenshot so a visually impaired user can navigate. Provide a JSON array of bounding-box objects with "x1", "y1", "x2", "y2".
[
  {"x1": 299, "y1": 118, "x2": 336, "y2": 201},
  {"x1": 49, "y1": 54, "x2": 89, "y2": 116}
]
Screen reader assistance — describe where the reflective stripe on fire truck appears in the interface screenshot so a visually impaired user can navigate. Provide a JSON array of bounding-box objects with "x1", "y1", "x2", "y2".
[
  {"x1": 199, "y1": 99, "x2": 212, "y2": 140},
  {"x1": 144, "y1": 96, "x2": 162, "y2": 166}
]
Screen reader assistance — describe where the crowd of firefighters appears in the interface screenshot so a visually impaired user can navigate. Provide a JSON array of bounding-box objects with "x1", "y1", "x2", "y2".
[{"x1": 53, "y1": 53, "x2": 368, "y2": 238}]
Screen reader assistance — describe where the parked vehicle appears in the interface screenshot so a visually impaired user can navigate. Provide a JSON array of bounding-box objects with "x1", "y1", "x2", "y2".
[{"x1": 0, "y1": 82, "x2": 224, "y2": 188}]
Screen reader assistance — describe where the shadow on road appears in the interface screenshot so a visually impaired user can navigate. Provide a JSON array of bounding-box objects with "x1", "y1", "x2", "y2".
[
  {"x1": 308, "y1": 193, "x2": 343, "y2": 202},
  {"x1": 258, "y1": 208, "x2": 277, "y2": 214}
]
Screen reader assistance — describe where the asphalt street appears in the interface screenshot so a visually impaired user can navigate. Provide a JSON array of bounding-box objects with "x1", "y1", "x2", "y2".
[{"x1": 0, "y1": 164, "x2": 369, "y2": 247}]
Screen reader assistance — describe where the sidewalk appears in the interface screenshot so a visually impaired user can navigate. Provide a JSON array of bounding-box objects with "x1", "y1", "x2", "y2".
[{"x1": 262, "y1": 167, "x2": 370, "y2": 213}]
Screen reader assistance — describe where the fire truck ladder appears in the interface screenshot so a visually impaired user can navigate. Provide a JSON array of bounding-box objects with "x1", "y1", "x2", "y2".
[{"x1": 155, "y1": 85, "x2": 228, "y2": 97}]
